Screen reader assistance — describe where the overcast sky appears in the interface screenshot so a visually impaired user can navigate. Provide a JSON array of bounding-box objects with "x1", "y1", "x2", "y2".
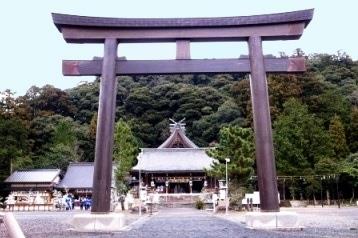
[{"x1": 1, "y1": 0, "x2": 357, "y2": 96}]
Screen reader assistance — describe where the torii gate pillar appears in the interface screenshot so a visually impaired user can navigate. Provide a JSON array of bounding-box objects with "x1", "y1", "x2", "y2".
[
  {"x1": 248, "y1": 36, "x2": 279, "y2": 211},
  {"x1": 91, "y1": 39, "x2": 118, "y2": 213}
]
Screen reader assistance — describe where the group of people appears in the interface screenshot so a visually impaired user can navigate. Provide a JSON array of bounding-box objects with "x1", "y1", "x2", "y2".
[
  {"x1": 62, "y1": 193, "x2": 75, "y2": 210},
  {"x1": 79, "y1": 196, "x2": 92, "y2": 210},
  {"x1": 58, "y1": 193, "x2": 92, "y2": 210}
]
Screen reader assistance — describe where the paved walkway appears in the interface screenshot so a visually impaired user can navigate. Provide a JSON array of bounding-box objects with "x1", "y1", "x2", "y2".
[
  {"x1": 9, "y1": 207, "x2": 358, "y2": 237},
  {"x1": 117, "y1": 207, "x2": 358, "y2": 238}
]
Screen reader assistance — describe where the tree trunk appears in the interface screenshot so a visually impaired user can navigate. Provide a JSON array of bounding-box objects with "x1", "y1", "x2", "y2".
[
  {"x1": 326, "y1": 189, "x2": 330, "y2": 205},
  {"x1": 313, "y1": 194, "x2": 316, "y2": 206},
  {"x1": 350, "y1": 187, "x2": 355, "y2": 204},
  {"x1": 291, "y1": 189, "x2": 295, "y2": 200}
]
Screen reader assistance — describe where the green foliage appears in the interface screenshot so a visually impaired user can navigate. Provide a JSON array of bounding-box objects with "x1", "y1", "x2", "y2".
[
  {"x1": 348, "y1": 107, "x2": 358, "y2": 152},
  {"x1": 113, "y1": 119, "x2": 139, "y2": 194},
  {"x1": 21, "y1": 85, "x2": 76, "y2": 118},
  {"x1": 311, "y1": 90, "x2": 350, "y2": 127},
  {"x1": 0, "y1": 116, "x2": 28, "y2": 181},
  {"x1": 32, "y1": 117, "x2": 83, "y2": 170},
  {"x1": 341, "y1": 153, "x2": 358, "y2": 180},
  {"x1": 0, "y1": 51, "x2": 357, "y2": 201},
  {"x1": 37, "y1": 143, "x2": 80, "y2": 170},
  {"x1": 67, "y1": 80, "x2": 99, "y2": 123},
  {"x1": 268, "y1": 74, "x2": 303, "y2": 120},
  {"x1": 273, "y1": 98, "x2": 333, "y2": 175},
  {"x1": 195, "y1": 199, "x2": 204, "y2": 210},
  {"x1": 207, "y1": 126, "x2": 254, "y2": 185},
  {"x1": 329, "y1": 115, "x2": 349, "y2": 159}
]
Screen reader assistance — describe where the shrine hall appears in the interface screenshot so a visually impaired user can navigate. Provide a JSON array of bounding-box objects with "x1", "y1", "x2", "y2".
[{"x1": 132, "y1": 120, "x2": 215, "y2": 194}]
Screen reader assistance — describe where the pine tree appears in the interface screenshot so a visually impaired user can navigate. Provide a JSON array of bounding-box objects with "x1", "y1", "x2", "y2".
[{"x1": 207, "y1": 125, "x2": 254, "y2": 185}]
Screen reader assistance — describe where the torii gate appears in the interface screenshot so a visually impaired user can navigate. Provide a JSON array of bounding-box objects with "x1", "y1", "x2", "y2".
[{"x1": 52, "y1": 9, "x2": 313, "y2": 213}]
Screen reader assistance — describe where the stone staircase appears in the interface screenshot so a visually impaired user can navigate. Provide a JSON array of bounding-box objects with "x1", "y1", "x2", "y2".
[{"x1": 158, "y1": 193, "x2": 213, "y2": 209}]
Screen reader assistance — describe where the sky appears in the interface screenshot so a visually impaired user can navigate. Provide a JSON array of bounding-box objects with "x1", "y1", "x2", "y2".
[{"x1": 0, "y1": 0, "x2": 357, "y2": 96}]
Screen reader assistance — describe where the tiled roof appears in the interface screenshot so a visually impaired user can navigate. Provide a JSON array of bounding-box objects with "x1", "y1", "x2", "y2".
[
  {"x1": 158, "y1": 127, "x2": 198, "y2": 149},
  {"x1": 5, "y1": 169, "x2": 61, "y2": 183},
  {"x1": 57, "y1": 162, "x2": 94, "y2": 189},
  {"x1": 132, "y1": 148, "x2": 214, "y2": 172},
  {"x1": 57, "y1": 162, "x2": 116, "y2": 189}
]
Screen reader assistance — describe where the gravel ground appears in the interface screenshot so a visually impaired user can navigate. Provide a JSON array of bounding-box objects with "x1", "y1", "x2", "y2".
[
  {"x1": 5, "y1": 206, "x2": 358, "y2": 238},
  {"x1": 0, "y1": 220, "x2": 8, "y2": 238},
  {"x1": 13, "y1": 210, "x2": 140, "y2": 238},
  {"x1": 216, "y1": 206, "x2": 358, "y2": 238}
]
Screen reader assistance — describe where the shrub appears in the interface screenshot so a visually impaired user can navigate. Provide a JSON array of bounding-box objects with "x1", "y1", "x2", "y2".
[{"x1": 195, "y1": 199, "x2": 204, "y2": 210}]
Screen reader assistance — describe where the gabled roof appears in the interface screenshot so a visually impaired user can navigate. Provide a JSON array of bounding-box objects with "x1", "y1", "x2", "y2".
[
  {"x1": 57, "y1": 162, "x2": 93, "y2": 189},
  {"x1": 158, "y1": 121, "x2": 198, "y2": 148},
  {"x1": 57, "y1": 162, "x2": 116, "y2": 189},
  {"x1": 132, "y1": 148, "x2": 213, "y2": 172},
  {"x1": 5, "y1": 169, "x2": 61, "y2": 183}
]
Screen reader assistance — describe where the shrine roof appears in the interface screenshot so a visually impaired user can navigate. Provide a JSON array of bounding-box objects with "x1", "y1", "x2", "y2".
[
  {"x1": 52, "y1": 9, "x2": 313, "y2": 31},
  {"x1": 57, "y1": 162, "x2": 116, "y2": 189},
  {"x1": 4, "y1": 169, "x2": 61, "y2": 183},
  {"x1": 57, "y1": 162, "x2": 94, "y2": 189},
  {"x1": 132, "y1": 148, "x2": 214, "y2": 172},
  {"x1": 158, "y1": 126, "x2": 198, "y2": 149}
]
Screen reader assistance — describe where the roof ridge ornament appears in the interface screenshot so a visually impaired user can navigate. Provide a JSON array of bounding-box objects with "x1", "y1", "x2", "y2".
[{"x1": 169, "y1": 118, "x2": 186, "y2": 131}]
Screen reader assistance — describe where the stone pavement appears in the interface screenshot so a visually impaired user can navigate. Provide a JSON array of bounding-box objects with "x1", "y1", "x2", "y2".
[{"x1": 10, "y1": 206, "x2": 358, "y2": 237}]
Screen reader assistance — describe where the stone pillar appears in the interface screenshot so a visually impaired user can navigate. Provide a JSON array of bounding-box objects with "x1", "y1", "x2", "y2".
[{"x1": 248, "y1": 36, "x2": 279, "y2": 212}]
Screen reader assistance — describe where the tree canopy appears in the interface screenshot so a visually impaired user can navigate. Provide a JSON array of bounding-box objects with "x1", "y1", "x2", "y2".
[{"x1": 0, "y1": 51, "x2": 357, "y2": 201}]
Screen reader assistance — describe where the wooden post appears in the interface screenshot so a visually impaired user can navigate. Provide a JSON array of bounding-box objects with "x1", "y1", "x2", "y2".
[
  {"x1": 91, "y1": 38, "x2": 118, "y2": 213},
  {"x1": 248, "y1": 36, "x2": 279, "y2": 212},
  {"x1": 176, "y1": 40, "x2": 191, "y2": 60}
]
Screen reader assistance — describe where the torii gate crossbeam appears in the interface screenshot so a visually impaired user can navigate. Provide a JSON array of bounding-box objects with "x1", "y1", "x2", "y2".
[{"x1": 52, "y1": 9, "x2": 313, "y2": 213}]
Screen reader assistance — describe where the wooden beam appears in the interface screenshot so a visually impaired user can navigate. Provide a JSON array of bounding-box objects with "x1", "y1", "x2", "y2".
[
  {"x1": 62, "y1": 57, "x2": 305, "y2": 76},
  {"x1": 61, "y1": 23, "x2": 305, "y2": 43},
  {"x1": 53, "y1": 10, "x2": 313, "y2": 30},
  {"x1": 91, "y1": 38, "x2": 118, "y2": 213},
  {"x1": 176, "y1": 40, "x2": 191, "y2": 60},
  {"x1": 248, "y1": 36, "x2": 279, "y2": 212}
]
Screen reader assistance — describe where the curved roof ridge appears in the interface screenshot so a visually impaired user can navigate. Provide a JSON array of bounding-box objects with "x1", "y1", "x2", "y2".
[
  {"x1": 158, "y1": 127, "x2": 198, "y2": 148},
  {"x1": 52, "y1": 9, "x2": 314, "y2": 31}
]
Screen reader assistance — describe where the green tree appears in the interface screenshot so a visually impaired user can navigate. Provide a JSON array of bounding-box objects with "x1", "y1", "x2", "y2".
[
  {"x1": 32, "y1": 116, "x2": 82, "y2": 170},
  {"x1": 329, "y1": 115, "x2": 349, "y2": 159},
  {"x1": 113, "y1": 119, "x2": 139, "y2": 193},
  {"x1": 340, "y1": 153, "x2": 358, "y2": 203},
  {"x1": 268, "y1": 74, "x2": 302, "y2": 120},
  {"x1": 273, "y1": 98, "x2": 333, "y2": 175},
  {"x1": 67, "y1": 80, "x2": 100, "y2": 123},
  {"x1": 207, "y1": 126, "x2": 254, "y2": 185},
  {"x1": 348, "y1": 107, "x2": 358, "y2": 152},
  {"x1": 0, "y1": 90, "x2": 17, "y2": 118},
  {"x1": 22, "y1": 85, "x2": 76, "y2": 118},
  {"x1": 311, "y1": 90, "x2": 350, "y2": 127},
  {"x1": 0, "y1": 117, "x2": 28, "y2": 180},
  {"x1": 230, "y1": 78, "x2": 252, "y2": 125}
]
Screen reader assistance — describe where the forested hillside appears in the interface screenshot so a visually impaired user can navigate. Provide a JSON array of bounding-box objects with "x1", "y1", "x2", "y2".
[{"x1": 1, "y1": 52, "x2": 357, "y2": 199}]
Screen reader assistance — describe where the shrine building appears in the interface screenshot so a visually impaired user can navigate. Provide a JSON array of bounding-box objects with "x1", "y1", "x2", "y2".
[
  {"x1": 132, "y1": 120, "x2": 215, "y2": 194},
  {"x1": 57, "y1": 162, "x2": 116, "y2": 198}
]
